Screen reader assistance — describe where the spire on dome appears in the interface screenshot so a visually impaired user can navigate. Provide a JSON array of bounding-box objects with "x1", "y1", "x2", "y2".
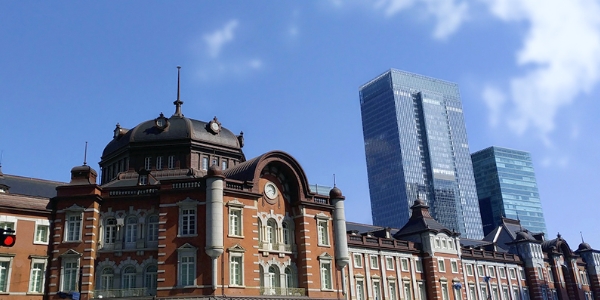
[{"x1": 173, "y1": 66, "x2": 184, "y2": 117}]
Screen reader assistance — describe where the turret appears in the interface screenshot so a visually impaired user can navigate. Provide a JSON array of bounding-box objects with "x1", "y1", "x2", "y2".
[
  {"x1": 205, "y1": 165, "x2": 224, "y2": 290},
  {"x1": 330, "y1": 187, "x2": 349, "y2": 270}
]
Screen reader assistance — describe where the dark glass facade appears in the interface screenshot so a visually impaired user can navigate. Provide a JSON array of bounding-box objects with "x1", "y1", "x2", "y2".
[
  {"x1": 471, "y1": 146, "x2": 547, "y2": 235},
  {"x1": 359, "y1": 69, "x2": 483, "y2": 239}
]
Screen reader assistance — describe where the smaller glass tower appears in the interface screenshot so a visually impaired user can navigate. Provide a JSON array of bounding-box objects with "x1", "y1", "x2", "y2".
[{"x1": 471, "y1": 146, "x2": 547, "y2": 235}]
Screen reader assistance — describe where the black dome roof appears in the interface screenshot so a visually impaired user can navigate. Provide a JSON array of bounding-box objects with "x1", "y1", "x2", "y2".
[{"x1": 102, "y1": 115, "x2": 241, "y2": 158}]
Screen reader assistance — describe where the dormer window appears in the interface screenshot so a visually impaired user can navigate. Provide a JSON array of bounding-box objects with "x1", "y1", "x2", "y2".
[{"x1": 139, "y1": 175, "x2": 148, "y2": 185}]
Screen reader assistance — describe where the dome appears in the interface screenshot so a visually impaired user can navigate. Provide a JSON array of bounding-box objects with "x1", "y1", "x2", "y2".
[
  {"x1": 329, "y1": 187, "x2": 343, "y2": 199},
  {"x1": 102, "y1": 115, "x2": 242, "y2": 158},
  {"x1": 578, "y1": 242, "x2": 592, "y2": 251}
]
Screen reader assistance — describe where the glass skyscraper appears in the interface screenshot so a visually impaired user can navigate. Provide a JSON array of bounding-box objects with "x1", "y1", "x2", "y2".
[
  {"x1": 359, "y1": 69, "x2": 483, "y2": 239},
  {"x1": 471, "y1": 146, "x2": 547, "y2": 235}
]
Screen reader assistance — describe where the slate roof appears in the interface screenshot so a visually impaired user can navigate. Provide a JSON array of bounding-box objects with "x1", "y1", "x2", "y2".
[
  {"x1": 394, "y1": 200, "x2": 455, "y2": 238},
  {"x1": 0, "y1": 192, "x2": 50, "y2": 212},
  {"x1": 0, "y1": 173, "x2": 64, "y2": 198}
]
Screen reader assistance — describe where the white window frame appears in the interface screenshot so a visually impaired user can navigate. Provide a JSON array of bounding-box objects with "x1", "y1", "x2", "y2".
[
  {"x1": 488, "y1": 266, "x2": 496, "y2": 278},
  {"x1": 400, "y1": 258, "x2": 409, "y2": 272},
  {"x1": 103, "y1": 217, "x2": 117, "y2": 248},
  {"x1": 144, "y1": 265, "x2": 157, "y2": 292},
  {"x1": 319, "y1": 256, "x2": 333, "y2": 291},
  {"x1": 372, "y1": 279, "x2": 381, "y2": 300},
  {"x1": 370, "y1": 255, "x2": 379, "y2": 270},
  {"x1": 122, "y1": 265, "x2": 137, "y2": 289},
  {"x1": 386, "y1": 257, "x2": 394, "y2": 270},
  {"x1": 499, "y1": 267, "x2": 506, "y2": 279},
  {"x1": 168, "y1": 155, "x2": 175, "y2": 169},
  {"x1": 124, "y1": 216, "x2": 138, "y2": 246},
  {"x1": 64, "y1": 212, "x2": 82, "y2": 242},
  {"x1": 34, "y1": 220, "x2": 50, "y2": 244},
  {"x1": 61, "y1": 257, "x2": 79, "y2": 292},
  {"x1": 356, "y1": 279, "x2": 365, "y2": 300},
  {"x1": 415, "y1": 258, "x2": 423, "y2": 273},
  {"x1": 438, "y1": 258, "x2": 446, "y2": 272},
  {"x1": 477, "y1": 265, "x2": 485, "y2": 277},
  {"x1": 509, "y1": 268, "x2": 516, "y2": 279},
  {"x1": 451, "y1": 260, "x2": 458, "y2": 273},
  {"x1": 177, "y1": 246, "x2": 196, "y2": 287},
  {"x1": 0, "y1": 255, "x2": 13, "y2": 293},
  {"x1": 441, "y1": 281, "x2": 450, "y2": 300},
  {"x1": 389, "y1": 279, "x2": 397, "y2": 300},
  {"x1": 316, "y1": 215, "x2": 330, "y2": 246},
  {"x1": 100, "y1": 267, "x2": 114, "y2": 290},
  {"x1": 146, "y1": 215, "x2": 159, "y2": 245},
  {"x1": 156, "y1": 156, "x2": 163, "y2": 170},
  {"x1": 353, "y1": 253, "x2": 363, "y2": 268},
  {"x1": 29, "y1": 257, "x2": 46, "y2": 293},
  {"x1": 228, "y1": 206, "x2": 243, "y2": 237},
  {"x1": 144, "y1": 157, "x2": 152, "y2": 170},
  {"x1": 178, "y1": 201, "x2": 197, "y2": 237},
  {"x1": 403, "y1": 281, "x2": 412, "y2": 300},
  {"x1": 466, "y1": 264, "x2": 473, "y2": 276},
  {"x1": 229, "y1": 253, "x2": 244, "y2": 286}
]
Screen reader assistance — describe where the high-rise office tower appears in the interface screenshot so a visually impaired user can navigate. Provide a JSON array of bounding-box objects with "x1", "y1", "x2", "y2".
[
  {"x1": 359, "y1": 69, "x2": 483, "y2": 239},
  {"x1": 471, "y1": 146, "x2": 547, "y2": 235}
]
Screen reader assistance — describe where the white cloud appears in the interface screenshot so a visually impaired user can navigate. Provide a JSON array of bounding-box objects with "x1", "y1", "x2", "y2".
[
  {"x1": 204, "y1": 20, "x2": 239, "y2": 58},
  {"x1": 482, "y1": 85, "x2": 506, "y2": 127},
  {"x1": 482, "y1": 0, "x2": 600, "y2": 141},
  {"x1": 374, "y1": 0, "x2": 469, "y2": 40}
]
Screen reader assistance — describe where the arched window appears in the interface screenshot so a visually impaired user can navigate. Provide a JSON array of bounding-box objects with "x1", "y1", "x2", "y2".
[
  {"x1": 104, "y1": 218, "x2": 117, "y2": 247},
  {"x1": 268, "y1": 266, "x2": 280, "y2": 289},
  {"x1": 100, "y1": 267, "x2": 114, "y2": 290},
  {"x1": 282, "y1": 222, "x2": 291, "y2": 245},
  {"x1": 259, "y1": 266, "x2": 265, "y2": 288},
  {"x1": 285, "y1": 267, "x2": 295, "y2": 288},
  {"x1": 122, "y1": 266, "x2": 136, "y2": 289},
  {"x1": 266, "y1": 219, "x2": 276, "y2": 244},
  {"x1": 144, "y1": 265, "x2": 157, "y2": 291},
  {"x1": 147, "y1": 215, "x2": 159, "y2": 243},
  {"x1": 125, "y1": 216, "x2": 138, "y2": 246}
]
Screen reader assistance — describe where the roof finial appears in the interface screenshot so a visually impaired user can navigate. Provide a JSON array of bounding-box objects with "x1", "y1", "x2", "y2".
[
  {"x1": 173, "y1": 66, "x2": 184, "y2": 117},
  {"x1": 581, "y1": 231, "x2": 585, "y2": 243},
  {"x1": 0, "y1": 150, "x2": 3, "y2": 175},
  {"x1": 83, "y1": 141, "x2": 88, "y2": 166},
  {"x1": 333, "y1": 174, "x2": 336, "y2": 187}
]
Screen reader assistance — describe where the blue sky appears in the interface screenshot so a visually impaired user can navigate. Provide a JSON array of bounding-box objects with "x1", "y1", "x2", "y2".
[{"x1": 2, "y1": 1, "x2": 600, "y2": 248}]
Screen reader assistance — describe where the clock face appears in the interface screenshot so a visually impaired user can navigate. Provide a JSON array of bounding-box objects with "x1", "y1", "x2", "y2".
[
  {"x1": 264, "y1": 182, "x2": 278, "y2": 200},
  {"x1": 210, "y1": 121, "x2": 220, "y2": 132}
]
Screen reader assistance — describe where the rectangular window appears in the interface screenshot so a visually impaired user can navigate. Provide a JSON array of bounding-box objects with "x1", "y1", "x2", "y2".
[
  {"x1": 441, "y1": 282, "x2": 450, "y2": 300},
  {"x1": 418, "y1": 281, "x2": 426, "y2": 300},
  {"x1": 317, "y1": 220, "x2": 329, "y2": 246},
  {"x1": 509, "y1": 268, "x2": 517, "y2": 279},
  {"x1": 0, "y1": 260, "x2": 11, "y2": 292},
  {"x1": 356, "y1": 280, "x2": 365, "y2": 300},
  {"x1": 435, "y1": 238, "x2": 441, "y2": 248},
  {"x1": 415, "y1": 258, "x2": 423, "y2": 273},
  {"x1": 386, "y1": 257, "x2": 394, "y2": 270},
  {"x1": 180, "y1": 208, "x2": 196, "y2": 236},
  {"x1": 466, "y1": 264, "x2": 473, "y2": 276},
  {"x1": 321, "y1": 261, "x2": 332, "y2": 290},
  {"x1": 401, "y1": 258, "x2": 409, "y2": 271},
  {"x1": 451, "y1": 260, "x2": 458, "y2": 273},
  {"x1": 469, "y1": 284, "x2": 477, "y2": 300},
  {"x1": 492, "y1": 286, "x2": 499, "y2": 300},
  {"x1": 35, "y1": 224, "x2": 49, "y2": 244},
  {"x1": 499, "y1": 267, "x2": 506, "y2": 278},
  {"x1": 537, "y1": 266, "x2": 543, "y2": 280},
  {"x1": 403, "y1": 282, "x2": 412, "y2": 300},
  {"x1": 370, "y1": 255, "x2": 379, "y2": 269},
  {"x1": 168, "y1": 155, "x2": 175, "y2": 169},
  {"x1": 230, "y1": 255, "x2": 243, "y2": 286},
  {"x1": 0, "y1": 222, "x2": 14, "y2": 231},
  {"x1": 438, "y1": 259, "x2": 446, "y2": 272},
  {"x1": 488, "y1": 266, "x2": 495, "y2": 277},
  {"x1": 139, "y1": 174, "x2": 148, "y2": 185},
  {"x1": 481, "y1": 286, "x2": 488, "y2": 300},
  {"x1": 221, "y1": 160, "x2": 228, "y2": 170},
  {"x1": 179, "y1": 253, "x2": 195, "y2": 286},
  {"x1": 353, "y1": 254, "x2": 363, "y2": 268},
  {"x1": 502, "y1": 287, "x2": 510, "y2": 300},
  {"x1": 156, "y1": 156, "x2": 163, "y2": 170},
  {"x1": 442, "y1": 239, "x2": 447, "y2": 249},
  {"x1": 520, "y1": 268, "x2": 526, "y2": 280},
  {"x1": 229, "y1": 209, "x2": 242, "y2": 236},
  {"x1": 373, "y1": 280, "x2": 381, "y2": 300},
  {"x1": 477, "y1": 265, "x2": 485, "y2": 277},
  {"x1": 144, "y1": 157, "x2": 152, "y2": 170},
  {"x1": 29, "y1": 260, "x2": 45, "y2": 293},
  {"x1": 62, "y1": 259, "x2": 78, "y2": 291},
  {"x1": 389, "y1": 281, "x2": 397, "y2": 300},
  {"x1": 201, "y1": 157, "x2": 208, "y2": 171},
  {"x1": 66, "y1": 214, "x2": 82, "y2": 241}
]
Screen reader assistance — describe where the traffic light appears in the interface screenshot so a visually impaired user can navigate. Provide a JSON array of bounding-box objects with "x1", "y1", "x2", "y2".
[{"x1": 0, "y1": 228, "x2": 16, "y2": 247}]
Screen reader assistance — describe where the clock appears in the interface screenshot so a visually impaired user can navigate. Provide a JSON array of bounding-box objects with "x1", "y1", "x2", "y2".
[
  {"x1": 264, "y1": 182, "x2": 278, "y2": 200},
  {"x1": 210, "y1": 121, "x2": 220, "y2": 132},
  {"x1": 208, "y1": 116, "x2": 221, "y2": 134}
]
